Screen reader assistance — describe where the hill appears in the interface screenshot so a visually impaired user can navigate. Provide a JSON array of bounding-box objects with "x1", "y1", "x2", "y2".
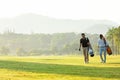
[{"x1": 0, "y1": 13, "x2": 118, "y2": 34}]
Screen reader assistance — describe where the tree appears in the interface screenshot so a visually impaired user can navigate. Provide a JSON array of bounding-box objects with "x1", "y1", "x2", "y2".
[
  {"x1": 106, "y1": 26, "x2": 120, "y2": 55},
  {"x1": 16, "y1": 48, "x2": 27, "y2": 56},
  {"x1": 0, "y1": 46, "x2": 10, "y2": 55}
]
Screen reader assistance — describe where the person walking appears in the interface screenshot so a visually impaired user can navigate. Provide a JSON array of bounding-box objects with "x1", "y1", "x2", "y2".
[
  {"x1": 98, "y1": 34, "x2": 108, "y2": 63},
  {"x1": 79, "y1": 33, "x2": 90, "y2": 63}
]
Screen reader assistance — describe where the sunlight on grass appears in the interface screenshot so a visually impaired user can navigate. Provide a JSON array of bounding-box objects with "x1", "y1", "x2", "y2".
[
  {"x1": 0, "y1": 69, "x2": 116, "y2": 80},
  {"x1": 0, "y1": 55, "x2": 119, "y2": 67},
  {"x1": 0, "y1": 55, "x2": 120, "y2": 80}
]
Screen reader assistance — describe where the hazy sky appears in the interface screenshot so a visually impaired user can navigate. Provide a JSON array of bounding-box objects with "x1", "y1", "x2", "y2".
[{"x1": 0, "y1": 0, "x2": 120, "y2": 24}]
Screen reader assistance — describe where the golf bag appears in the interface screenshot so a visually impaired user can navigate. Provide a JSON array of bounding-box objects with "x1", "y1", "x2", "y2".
[
  {"x1": 89, "y1": 47, "x2": 94, "y2": 57},
  {"x1": 106, "y1": 46, "x2": 112, "y2": 55}
]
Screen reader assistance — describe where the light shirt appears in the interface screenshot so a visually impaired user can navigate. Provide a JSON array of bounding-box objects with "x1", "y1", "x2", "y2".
[{"x1": 98, "y1": 39, "x2": 108, "y2": 47}]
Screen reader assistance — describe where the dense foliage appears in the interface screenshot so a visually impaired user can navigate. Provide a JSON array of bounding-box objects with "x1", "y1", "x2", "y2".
[
  {"x1": 0, "y1": 32, "x2": 99, "y2": 56},
  {"x1": 106, "y1": 26, "x2": 120, "y2": 55}
]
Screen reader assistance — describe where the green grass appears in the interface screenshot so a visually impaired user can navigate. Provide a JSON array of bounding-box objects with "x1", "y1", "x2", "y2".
[{"x1": 0, "y1": 55, "x2": 120, "y2": 80}]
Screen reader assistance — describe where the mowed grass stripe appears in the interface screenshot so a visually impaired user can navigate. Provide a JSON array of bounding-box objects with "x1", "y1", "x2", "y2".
[{"x1": 0, "y1": 55, "x2": 120, "y2": 80}]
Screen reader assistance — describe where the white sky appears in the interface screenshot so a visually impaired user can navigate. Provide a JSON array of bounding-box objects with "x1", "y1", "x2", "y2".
[{"x1": 0, "y1": 0, "x2": 120, "y2": 24}]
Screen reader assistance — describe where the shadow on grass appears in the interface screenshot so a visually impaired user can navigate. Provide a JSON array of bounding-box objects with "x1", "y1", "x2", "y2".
[
  {"x1": 0, "y1": 60, "x2": 120, "y2": 79},
  {"x1": 108, "y1": 62, "x2": 120, "y2": 64}
]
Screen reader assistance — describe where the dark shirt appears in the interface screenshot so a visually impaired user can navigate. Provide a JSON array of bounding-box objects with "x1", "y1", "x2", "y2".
[{"x1": 80, "y1": 37, "x2": 89, "y2": 47}]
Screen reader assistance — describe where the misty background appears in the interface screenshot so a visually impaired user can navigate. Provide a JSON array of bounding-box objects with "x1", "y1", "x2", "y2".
[
  {"x1": 0, "y1": 0, "x2": 120, "y2": 56},
  {"x1": 0, "y1": 13, "x2": 118, "y2": 34},
  {"x1": 0, "y1": 13, "x2": 119, "y2": 56}
]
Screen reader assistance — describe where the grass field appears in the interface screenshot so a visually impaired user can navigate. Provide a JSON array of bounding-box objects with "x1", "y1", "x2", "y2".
[{"x1": 0, "y1": 55, "x2": 120, "y2": 80}]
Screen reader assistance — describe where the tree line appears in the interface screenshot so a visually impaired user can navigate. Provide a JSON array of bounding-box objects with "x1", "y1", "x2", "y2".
[
  {"x1": 0, "y1": 32, "x2": 99, "y2": 56},
  {"x1": 106, "y1": 26, "x2": 120, "y2": 55}
]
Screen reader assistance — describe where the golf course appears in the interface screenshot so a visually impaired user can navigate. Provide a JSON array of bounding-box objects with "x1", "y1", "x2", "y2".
[
  {"x1": 0, "y1": 0, "x2": 120, "y2": 80},
  {"x1": 0, "y1": 55, "x2": 119, "y2": 80}
]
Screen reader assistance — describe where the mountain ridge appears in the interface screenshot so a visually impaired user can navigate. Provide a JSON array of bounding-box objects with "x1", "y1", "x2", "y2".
[{"x1": 0, "y1": 13, "x2": 119, "y2": 34}]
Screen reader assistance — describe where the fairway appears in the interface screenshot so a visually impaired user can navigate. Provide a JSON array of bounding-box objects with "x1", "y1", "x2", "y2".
[{"x1": 0, "y1": 55, "x2": 120, "y2": 80}]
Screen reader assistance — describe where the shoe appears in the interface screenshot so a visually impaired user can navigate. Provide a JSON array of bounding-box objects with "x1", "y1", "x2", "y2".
[
  {"x1": 100, "y1": 61, "x2": 104, "y2": 63},
  {"x1": 84, "y1": 61, "x2": 89, "y2": 64},
  {"x1": 103, "y1": 60, "x2": 106, "y2": 63}
]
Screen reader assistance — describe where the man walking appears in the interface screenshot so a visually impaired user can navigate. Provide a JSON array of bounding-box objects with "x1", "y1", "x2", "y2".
[{"x1": 79, "y1": 33, "x2": 90, "y2": 63}]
